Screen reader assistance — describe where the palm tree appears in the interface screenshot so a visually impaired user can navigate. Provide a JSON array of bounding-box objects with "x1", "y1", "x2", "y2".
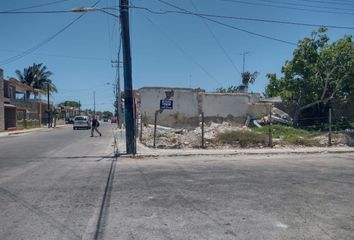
[
  {"x1": 241, "y1": 71, "x2": 259, "y2": 87},
  {"x1": 15, "y1": 63, "x2": 57, "y2": 98}
]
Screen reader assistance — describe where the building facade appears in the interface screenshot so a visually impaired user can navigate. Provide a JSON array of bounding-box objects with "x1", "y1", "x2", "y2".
[{"x1": 0, "y1": 68, "x2": 52, "y2": 131}]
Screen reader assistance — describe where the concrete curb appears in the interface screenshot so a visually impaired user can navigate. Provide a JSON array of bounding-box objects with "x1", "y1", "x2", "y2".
[
  {"x1": 0, "y1": 125, "x2": 68, "y2": 137},
  {"x1": 118, "y1": 147, "x2": 354, "y2": 159},
  {"x1": 112, "y1": 128, "x2": 354, "y2": 159}
]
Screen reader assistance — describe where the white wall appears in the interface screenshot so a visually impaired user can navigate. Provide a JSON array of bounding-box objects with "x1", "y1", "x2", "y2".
[
  {"x1": 202, "y1": 93, "x2": 250, "y2": 119},
  {"x1": 139, "y1": 87, "x2": 271, "y2": 128},
  {"x1": 140, "y1": 87, "x2": 200, "y2": 128}
]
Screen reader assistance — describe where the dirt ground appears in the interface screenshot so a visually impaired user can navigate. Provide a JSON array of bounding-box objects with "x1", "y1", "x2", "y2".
[{"x1": 140, "y1": 122, "x2": 352, "y2": 149}]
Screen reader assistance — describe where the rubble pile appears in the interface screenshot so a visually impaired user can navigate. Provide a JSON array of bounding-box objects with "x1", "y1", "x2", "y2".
[
  {"x1": 140, "y1": 122, "x2": 245, "y2": 149},
  {"x1": 140, "y1": 120, "x2": 354, "y2": 149}
]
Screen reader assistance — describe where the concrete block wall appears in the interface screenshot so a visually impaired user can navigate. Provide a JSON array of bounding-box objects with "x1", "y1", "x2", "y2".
[{"x1": 0, "y1": 69, "x2": 4, "y2": 131}]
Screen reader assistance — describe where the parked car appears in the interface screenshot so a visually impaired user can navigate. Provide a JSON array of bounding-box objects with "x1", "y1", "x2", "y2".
[
  {"x1": 66, "y1": 117, "x2": 74, "y2": 124},
  {"x1": 73, "y1": 116, "x2": 91, "y2": 130}
]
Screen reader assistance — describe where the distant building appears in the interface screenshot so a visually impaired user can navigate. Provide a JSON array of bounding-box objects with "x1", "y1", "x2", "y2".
[{"x1": 0, "y1": 68, "x2": 52, "y2": 131}]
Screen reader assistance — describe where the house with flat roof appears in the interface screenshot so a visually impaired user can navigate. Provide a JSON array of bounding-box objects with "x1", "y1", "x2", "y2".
[{"x1": 0, "y1": 68, "x2": 52, "y2": 131}]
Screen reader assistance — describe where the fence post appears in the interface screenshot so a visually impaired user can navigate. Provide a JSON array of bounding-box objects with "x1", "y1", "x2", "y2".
[
  {"x1": 201, "y1": 112, "x2": 205, "y2": 148},
  {"x1": 139, "y1": 114, "x2": 143, "y2": 142},
  {"x1": 153, "y1": 110, "x2": 158, "y2": 148},
  {"x1": 328, "y1": 108, "x2": 332, "y2": 147},
  {"x1": 268, "y1": 105, "x2": 273, "y2": 148}
]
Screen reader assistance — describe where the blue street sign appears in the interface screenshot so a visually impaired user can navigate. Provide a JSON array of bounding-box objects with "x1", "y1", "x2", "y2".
[{"x1": 160, "y1": 99, "x2": 173, "y2": 110}]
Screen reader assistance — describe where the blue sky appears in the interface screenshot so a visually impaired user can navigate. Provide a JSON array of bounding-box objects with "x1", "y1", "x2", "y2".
[{"x1": 0, "y1": 0, "x2": 353, "y2": 112}]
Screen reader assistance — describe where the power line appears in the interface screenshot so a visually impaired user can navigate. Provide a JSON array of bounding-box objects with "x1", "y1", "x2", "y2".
[
  {"x1": 296, "y1": 0, "x2": 354, "y2": 7},
  {"x1": 257, "y1": 0, "x2": 354, "y2": 12},
  {"x1": 188, "y1": 0, "x2": 241, "y2": 74},
  {"x1": 0, "y1": 0, "x2": 103, "y2": 66},
  {"x1": 3, "y1": 5, "x2": 353, "y2": 30},
  {"x1": 138, "y1": 11, "x2": 224, "y2": 87},
  {"x1": 0, "y1": 10, "x2": 71, "y2": 14},
  {"x1": 222, "y1": 0, "x2": 354, "y2": 15},
  {"x1": 2, "y1": 0, "x2": 73, "y2": 12},
  {"x1": 128, "y1": 5, "x2": 354, "y2": 30},
  {"x1": 0, "y1": 49, "x2": 110, "y2": 61},
  {"x1": 157, "y1": 0, "x2": 297, "y2": 46}
]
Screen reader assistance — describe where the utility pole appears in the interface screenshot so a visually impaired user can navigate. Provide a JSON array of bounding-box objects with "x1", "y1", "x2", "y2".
[
  {"x1": 112, "y1": 60, "x2": 123, "y2": 129},
  {"x1": 241, "y1": 51, "x2": 250, "y2": 73},
  {"x1": 79, "y1": 100, "x2": 81, "y2": 115},
  {"x1": 93, "y1": 91, "x2": 96, "y2": 118},
  {"x1": 47, "y1": 84, "x2": 50, "y2": 128},
  {"x1": 120, "y1": 0, "x2": 136, "y2": 154}
]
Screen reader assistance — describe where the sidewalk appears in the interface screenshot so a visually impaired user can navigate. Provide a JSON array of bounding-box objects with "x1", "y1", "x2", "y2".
[
  {"x1": 0, "y1": 125, "x2": 68, "y2": 138},
  {"x1": 113, "y1": 129, "x2": 354, "y2": 158}
]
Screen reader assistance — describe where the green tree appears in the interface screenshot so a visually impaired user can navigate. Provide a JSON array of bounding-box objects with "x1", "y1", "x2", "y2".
[
  {"x1": 216, "y1": 85, "x2": 238, "y2": 93},
  {"x1": 102, "y1": 111, "x2": 113, "y2": 119},
  {"x1": 216, "y1": 71, "x2": 259, "y2": 93},
  {"x1": 15, "y1": 63, "x2": 57, "y2": 98},
  {"x1": 265, "y1": 28, "x2": 354, "y2": 124},
  {"x1": 241, "y1": 71, "x2": 259, "y2": 87},
  {"x1": 59, "y1": 101, "x2": 81, "y2": 108}
]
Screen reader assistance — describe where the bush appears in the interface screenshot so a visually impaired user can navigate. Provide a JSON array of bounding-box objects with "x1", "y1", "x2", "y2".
[
  {"x1": 253, "y1": 125, "x2": 320, "y2": 146},
  {"x1": 216, "y1": 130, "x2": 268, "y2": 147}
]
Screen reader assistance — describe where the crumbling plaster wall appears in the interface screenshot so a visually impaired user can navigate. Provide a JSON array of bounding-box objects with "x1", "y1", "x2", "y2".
[
  {"x1": 140, "y1": 87, "x2": 200, "y2": 128},
  {"x1": 139, "y1": 87, "x2": 270, "y2": 128},
  {"x1": 202, "y1": 93, "x2": 250, "y2": 123}
]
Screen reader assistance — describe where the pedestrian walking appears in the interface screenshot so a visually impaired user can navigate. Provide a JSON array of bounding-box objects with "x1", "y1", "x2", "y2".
[{"x1": 91, "y1": 117, "x2": 102, "y2": 137}]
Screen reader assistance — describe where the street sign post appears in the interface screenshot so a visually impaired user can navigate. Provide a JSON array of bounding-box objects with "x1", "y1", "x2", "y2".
[{"x1": 160, "y1": 99, "x2": 173, "y2": 110}]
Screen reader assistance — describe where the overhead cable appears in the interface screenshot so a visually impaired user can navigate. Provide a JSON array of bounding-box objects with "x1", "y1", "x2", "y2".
[
  {"x1": 222, "y1": 0, "x2": 354, "y2": 15},
  {"x1": 257, "y1": 0, "x2": 354, "y2": 12},
  {"x1": 129, "y1": 5, "x2": 354, "y2": 30},
  {"x1": 138, "y1": 11, "x2": 224, "y2": 87},
  {"x1": 188, "y1": 0, "x2": 241, "y2": 74},
  {"x1": 0, "y1": 0, "x2": 102, "y2": 66},
  {"x1": 2, "y1": 0, "x2": 73, "y2": 12},
  {"x1": 157, "y1": 0, "x2": 297, "y2": 46}
]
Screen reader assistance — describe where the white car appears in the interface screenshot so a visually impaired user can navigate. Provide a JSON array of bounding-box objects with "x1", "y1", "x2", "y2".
[{"x1": 73, "y1": 116, "x2": 91, "y2": 130}]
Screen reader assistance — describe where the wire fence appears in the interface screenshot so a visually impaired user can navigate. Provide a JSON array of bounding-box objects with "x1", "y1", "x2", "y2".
[{"x1": 137, "y1": 108, "x2": 354, "y2": 149}]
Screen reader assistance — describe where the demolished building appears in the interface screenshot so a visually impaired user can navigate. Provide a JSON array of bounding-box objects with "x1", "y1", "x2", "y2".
[{"x1": 138, "y1": 87, "x2": 279, "y2": 129}]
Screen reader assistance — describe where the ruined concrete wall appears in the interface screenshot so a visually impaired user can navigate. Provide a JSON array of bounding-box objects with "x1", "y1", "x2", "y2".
[
  {"x1": 139, "y1": 87, "x2": 200, "y2": 128},
  {"x1": 0, "y1": 69, "x2": 4, "y2": 131},
  {"x1": 139, "y1": 87, "x2": 272, "y2": 128},
  {"x1": 202, "y1": 93, "x2": 250, "y2": 123},
  {"x1": 247, "y1": 103, "x2": 272, "y2": 119}
]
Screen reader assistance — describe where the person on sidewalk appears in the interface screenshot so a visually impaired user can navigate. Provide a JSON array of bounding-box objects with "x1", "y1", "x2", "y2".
[{"x1": 91, "y1": 117, "x2": 102, "y2": 137}]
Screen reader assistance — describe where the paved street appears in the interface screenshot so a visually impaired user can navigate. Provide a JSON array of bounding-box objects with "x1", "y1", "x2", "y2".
[
  {"x1": 101, "y1": 153, "x2": 354, "y2": 240},
  {"x1": 1, "y1": 126, "x2": 354, "y2": 239},
  {"x1": 0, "y1": 123, "x2": 115, "y2": 240}
]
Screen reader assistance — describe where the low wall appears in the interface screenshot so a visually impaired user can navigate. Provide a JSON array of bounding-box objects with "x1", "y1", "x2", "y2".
[
  {"x1": 139, "y1": 87, "x2": 271, "y2": 128},
  {"x1": 202, "y1": 93, "x2": 250, "y2": 123},
  {"x1": 140, "y1": 87, "x2": 200, "y2": 128}
]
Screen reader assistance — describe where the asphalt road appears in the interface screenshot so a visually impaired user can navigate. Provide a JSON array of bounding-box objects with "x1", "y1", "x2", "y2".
[
  {"x1": 0, "y1": 123, "x2": 115, "y2": 240},
  {"x1": 103, "y1": 154, "x2": 354, "y2": 240},
  {"x1": 1, "y1": 127, "x2": 353, "y2": 240}
]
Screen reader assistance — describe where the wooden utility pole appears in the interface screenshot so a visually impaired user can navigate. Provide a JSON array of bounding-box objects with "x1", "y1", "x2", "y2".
[
  {"x1": 47, "y1": 84, "x2": 50, "y2": 128},
  {"x1": 120, "y1": 0, "x2": 136, "y2": 154}
]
